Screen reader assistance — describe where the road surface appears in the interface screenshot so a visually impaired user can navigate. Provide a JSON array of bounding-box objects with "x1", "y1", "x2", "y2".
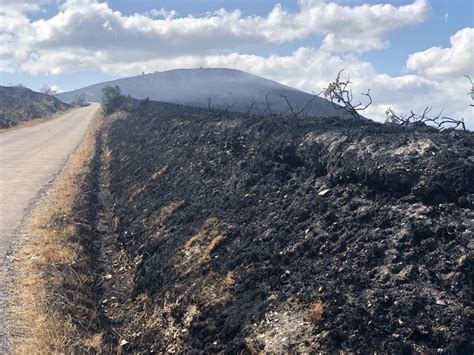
[{"x1": 0, "y1": 103, "x2": 99, "y2": 352}]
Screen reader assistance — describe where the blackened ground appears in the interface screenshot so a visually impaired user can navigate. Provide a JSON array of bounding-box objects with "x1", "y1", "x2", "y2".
[
  {"x1": 97, "y1": 98, "x2": 473, "y2": 353},
  {"x1": 0, "y1": 86, "x2": 70, "y2": 128}
]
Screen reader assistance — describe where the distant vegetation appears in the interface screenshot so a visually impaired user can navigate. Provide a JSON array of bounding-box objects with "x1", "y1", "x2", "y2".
[
  {"x1": 71, "y1": 93, "x2": 89, "y2": 107},
  {"x1": 101, "y1": 85, "x2": 123, "y2": 114}
]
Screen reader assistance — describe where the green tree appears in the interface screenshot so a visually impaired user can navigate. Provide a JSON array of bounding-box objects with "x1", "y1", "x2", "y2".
[{"x1": 101, "y1": 85, "x2": 123, "y2": 114}]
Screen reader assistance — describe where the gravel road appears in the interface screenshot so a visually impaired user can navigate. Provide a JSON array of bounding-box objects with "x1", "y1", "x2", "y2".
[{"x1": 0, "y1": 103, "x2": 99, "y2": 353}]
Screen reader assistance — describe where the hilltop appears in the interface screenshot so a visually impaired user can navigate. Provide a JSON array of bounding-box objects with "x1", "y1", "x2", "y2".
[
  {"x1": 56, "y1": 68, "x2": 342, "y2": 118},
  {"x1": 0, "y1": 86, "x2": 70, "y2": 129}
]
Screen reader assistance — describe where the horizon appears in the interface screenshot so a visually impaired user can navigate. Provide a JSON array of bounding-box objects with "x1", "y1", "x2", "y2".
[{"x1": 0, "y1": 0, "x2": 472, "y2": 126}]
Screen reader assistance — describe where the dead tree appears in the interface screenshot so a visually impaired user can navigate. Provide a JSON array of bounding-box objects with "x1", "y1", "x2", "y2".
[
  {"x1": 262, "y1": 94, "x2": 275, "y2": 116},
  {"x1": 386, "y1": 74, "x2": 472, "y2": 132},
  {"x1": 41, "y1": 85, "x2": 57, "y2": 95},
  {"x1": 220, "y1": 103, "x2": 236, "y2": 119},
  {"x1": 280, "y1": 93, "x2": 316, "y2": 118},
  {"x1": 465, "y1": 75, "x2": 474, "y2": 106},
  {"x1": 207, "y1": 98, "x2": 236, "y2": 119},
  {"x1": 246, "y1": 98, "x2": 258, "y2": 117},
  {"x1": 386, "y1": 107, "x2": 466, "y2": 131},
  {"x1": 322, "y1": 69, "x2": 372, "y2": 125}
]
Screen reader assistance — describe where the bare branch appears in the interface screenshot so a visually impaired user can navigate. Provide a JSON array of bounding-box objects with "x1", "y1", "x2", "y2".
[
  {"x1": 465, "y1": 75, "x2": 474, "y2": 105},
  {"x1": 262, "y1": 94, "x2": 274, "y2": 116},
  {"x1": 280, "y1": 94, "x2": 295, "y2": 117},
  {"x1": 41, "y1": 85, "x2": 57, "y2": 96},
  {"x1": 295, "y1": 94, "x2": 316, "y2": 116},
  {"x1": 386, "y1": 107, "x2": 466, "y2": 132},
  {"x1": 246, "y1": 98, "x2": 257, "y2": 117},
  {"x1": 321, "y1": 69, "x2": 372, "y2": 125}
]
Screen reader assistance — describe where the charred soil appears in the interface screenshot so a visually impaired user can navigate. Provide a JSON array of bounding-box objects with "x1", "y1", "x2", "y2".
[
  {"x1": 88, "y1": 99, "x2": 473, "y2": 353},
  {"x1": 0, "y1": 86, "x2": 70, "y2": 129}
]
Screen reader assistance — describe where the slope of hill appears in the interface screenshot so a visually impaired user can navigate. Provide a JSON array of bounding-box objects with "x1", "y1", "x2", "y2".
[
  {"x1": 50, "y1": 98, "x2": 472, "y2": 353},
  {"x1": 0, "y1": 86, "x2": 70, "y2": 129},
  {"x1": 56, "y1": 68, "x2": 342, "y2": 117}
]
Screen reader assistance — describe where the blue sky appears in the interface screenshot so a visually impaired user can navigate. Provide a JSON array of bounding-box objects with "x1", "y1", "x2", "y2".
[{"x1": 0, "y1": 0, "x2": 472, "y2": 125}]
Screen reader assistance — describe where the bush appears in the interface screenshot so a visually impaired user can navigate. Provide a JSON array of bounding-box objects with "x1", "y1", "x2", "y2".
[
  {"x1": 72, "y1": 93, "x2": 88, "y2": 107},
  {"x1": 101, "y1": 85, "x2": 123, "y2": 114}
]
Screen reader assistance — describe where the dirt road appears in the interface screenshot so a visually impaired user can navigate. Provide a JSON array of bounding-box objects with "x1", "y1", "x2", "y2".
[{"x1": 0, "y1": 103, "x2": 99, "y2": 352}]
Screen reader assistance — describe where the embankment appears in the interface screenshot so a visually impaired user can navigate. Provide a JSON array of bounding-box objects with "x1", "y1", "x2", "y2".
[{"x1": 94, "y1": 100, "x2": 473, "y2": 353}]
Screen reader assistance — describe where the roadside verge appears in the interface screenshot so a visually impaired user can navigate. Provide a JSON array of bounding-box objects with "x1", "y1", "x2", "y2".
[{"x1": 10, "y1": 109, "x2": 109, "y2": 353}]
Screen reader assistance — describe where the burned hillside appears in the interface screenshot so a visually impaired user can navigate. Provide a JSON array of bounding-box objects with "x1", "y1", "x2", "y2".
[
  {"x1": 92, "y1": 99, "x2": 473, "y2": 353},
  {"x1": 0, "y1": 86, "x2": 70, "y2": 128}
]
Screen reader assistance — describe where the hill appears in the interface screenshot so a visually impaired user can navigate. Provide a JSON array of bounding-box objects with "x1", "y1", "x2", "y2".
[
  {"x1": 0, "y1": 86, "x2": 70, "y2": 129},
  {"x1": 56, "y1": 68, "x2": 342, "y2": 117},
  {"x1": 44, "y1": 98, "x2": 472, "y2": 353}
]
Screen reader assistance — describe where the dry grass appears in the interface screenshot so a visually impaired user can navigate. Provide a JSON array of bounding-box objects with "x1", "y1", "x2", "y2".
[
  {"x1": 200, "y1": 235, "x2": 225, "y2": 264},
  {"x1": 224, "y1": 271, "x2": 236, "y2": 288},
  {"x1": 128, "y1": 165, "x2": 168, "y2": 201},
  {"x1": 309, "y1": 300, "x2": 324, "y2": 325},
  {"x1": 0, "y1": 107, "x2": 76, "y2": 134},
  {"x1": 84, "y1": 332, "x2": 104, "y2": 351},
  {"x1": 151, "y1": 199, "x2": 184, "y2": 228},
  {"x1": 178, "y1": 218, "x2": 226, "y2": 275},
  {"x1": 184, "y1": 218, "x2": 219, "y2": 249},
  {"x1": 12, "y1": 109, "x2": 103, "y2": 354}
]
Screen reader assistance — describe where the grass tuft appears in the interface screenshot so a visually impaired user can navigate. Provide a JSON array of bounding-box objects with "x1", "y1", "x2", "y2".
[{"x1": 309, "y1": 300, "x2": 324, "y2": 325}]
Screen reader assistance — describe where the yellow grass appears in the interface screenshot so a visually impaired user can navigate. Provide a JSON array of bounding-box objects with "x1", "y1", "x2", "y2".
[
  {"x1": 11, "y1": 109, "x2": 103, "y2": 354},
  {"x1": 309, "y1": 300, "x2": 324, "y2": 325},
  {"x1": 184, "y1": 218, "x2": 219, "y2": 249},
  {"x1": 180, "y1": 218, "x2": 226, "y2": 275},
  {"x1": 224, "y1": 271, "x2": 236, "y2": 287}
]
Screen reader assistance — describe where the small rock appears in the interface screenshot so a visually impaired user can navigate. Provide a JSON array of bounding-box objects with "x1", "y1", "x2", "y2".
[
  {"x1": 458, "y1": 255, "x2": 467, "y2": 265},
  {"x1": 318, "y1": 188, "x2": 331, "y2": 196},
  {"x1": 435, "y1": 299, "x2": 446, "y2": 306}
]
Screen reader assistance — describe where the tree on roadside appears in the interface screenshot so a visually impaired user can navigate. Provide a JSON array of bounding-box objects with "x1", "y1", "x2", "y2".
[
  {"x1": 101, "y1": 85, "x2": 123, "y2": 114},
  {"x1": 72, "y1": 93, "x2": 88, "y2": 107}
]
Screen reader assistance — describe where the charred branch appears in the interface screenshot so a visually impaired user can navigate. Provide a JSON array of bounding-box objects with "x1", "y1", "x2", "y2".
[
  {"x1": 322, "y1": 69, "x2": 372, "y2": 125},
  {"x1": 386, "y1": 107, "x2": 466, "y2": 132}
]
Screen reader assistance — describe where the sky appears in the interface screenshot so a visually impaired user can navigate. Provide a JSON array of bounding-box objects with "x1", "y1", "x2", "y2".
[{"x1": 0, "y1": 0, "x2": 473, "y2": 125}]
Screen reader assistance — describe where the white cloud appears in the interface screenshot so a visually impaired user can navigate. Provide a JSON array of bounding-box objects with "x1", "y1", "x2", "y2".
[
  {"x1": 51, "y1": 85, "x2": 63, "y2": 93},
  {"x1": 406, "y1": 27, "x2": 474, "y2": 78},
  {"x1": 0, "y1": 0, "x2": 430, "y2": 75},
  {"x1": 321, "y1": 33, "x2": 389, "y2": 53},
  {"x1": 0, "y1": 0, "x2": 39, "y2": 15},
  {"x1": 146, "y1": 8, "x2": 177, "y2": 20},
  {"x1": 102, "y1": 20, "x2": 113, "y2": 31}
]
